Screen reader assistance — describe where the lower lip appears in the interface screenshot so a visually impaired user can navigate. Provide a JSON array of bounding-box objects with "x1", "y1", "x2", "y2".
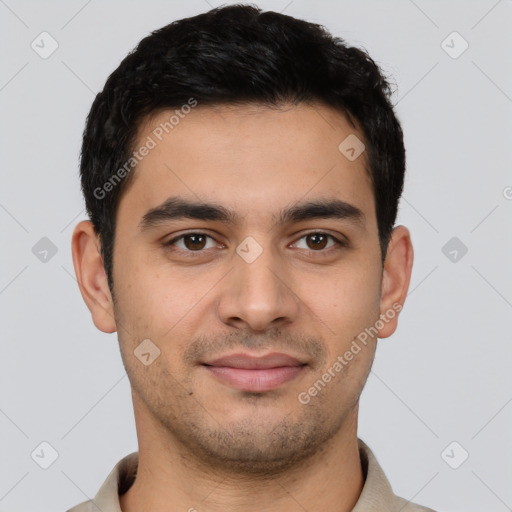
[{"x1": 204, "y1": 365, "x2": 305, "y2": 392}]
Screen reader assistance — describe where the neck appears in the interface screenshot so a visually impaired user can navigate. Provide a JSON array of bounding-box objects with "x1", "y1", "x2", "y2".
[{"x1": 120, "y1": 398, "x2": 364, "y2": 512}]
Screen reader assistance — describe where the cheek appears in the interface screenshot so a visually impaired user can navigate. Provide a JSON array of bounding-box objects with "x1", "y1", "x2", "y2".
[
  {"x1": 304, "y1": 264, "x2": 381, "y2": 403},
  {"x1": 114, "y1": 254, "x2": 217, "y2": 348},
  {"x1": 302, "y1": 259, "x2": 382, "y2": 339}
]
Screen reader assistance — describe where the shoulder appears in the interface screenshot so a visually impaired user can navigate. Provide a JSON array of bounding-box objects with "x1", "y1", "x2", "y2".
[
  {"x1": 394, "y1": 496, "x2": 438, "y2": 512},
  {"x1": 66, "y1": 500, "x2": 94, "y2": 512},
  {"x1": 65, "y1": 452, "x2": 138, "y2": 512},
  {"x1": 357, "y1": 439, "x2": 438, "y2": 512}
]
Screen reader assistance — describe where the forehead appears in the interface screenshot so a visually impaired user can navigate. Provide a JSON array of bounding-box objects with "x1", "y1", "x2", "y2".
[{"x1": 117, "y1": 102, "x2": 375, "y2": 229}]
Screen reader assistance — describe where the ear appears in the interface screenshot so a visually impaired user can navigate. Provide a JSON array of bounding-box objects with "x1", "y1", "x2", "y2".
[
  {"x1": 71, "y1": 220, "x2": 117, "y2": 333},
  {"x1": 377, "y1": 225, "x2": 414, "y2": 339}
]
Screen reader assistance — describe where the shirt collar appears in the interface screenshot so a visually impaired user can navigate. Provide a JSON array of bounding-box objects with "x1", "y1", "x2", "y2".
[{"x1": 71, "y1": 439, "x2": 416, "y2": 512}]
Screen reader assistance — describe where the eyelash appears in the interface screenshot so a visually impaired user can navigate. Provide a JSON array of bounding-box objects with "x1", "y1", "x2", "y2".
[{"x1": 163, "y1": 231, "x2": 348, "y2": 257}]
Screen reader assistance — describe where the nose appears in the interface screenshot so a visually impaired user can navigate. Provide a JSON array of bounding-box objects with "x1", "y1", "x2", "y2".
[{"x1": 216, "y1": 244, "x2": 300, "y2": 333}]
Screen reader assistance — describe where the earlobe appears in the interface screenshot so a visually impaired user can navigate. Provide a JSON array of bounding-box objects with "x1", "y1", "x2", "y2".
[
  {"x1": 71, "y1": 220, "x2": 117, "y2": 333},
  {"x1": 377, "y1": 225, "x2": 414, "y2": 339}
]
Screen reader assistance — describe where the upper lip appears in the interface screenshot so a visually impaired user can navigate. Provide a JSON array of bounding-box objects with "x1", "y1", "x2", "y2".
[{"x1": 203, "y1": 352, "x2": 306, "y2": 369}]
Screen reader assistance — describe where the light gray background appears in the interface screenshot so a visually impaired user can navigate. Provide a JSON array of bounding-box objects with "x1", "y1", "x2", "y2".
[{"x1": 1, "y1": 1, "x2": 511, "y2": 511}]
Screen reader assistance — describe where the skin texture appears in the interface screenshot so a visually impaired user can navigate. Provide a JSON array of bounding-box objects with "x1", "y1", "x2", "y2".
[{"x1": 72, "y1": 102, "x2": 413, "y2": 512}]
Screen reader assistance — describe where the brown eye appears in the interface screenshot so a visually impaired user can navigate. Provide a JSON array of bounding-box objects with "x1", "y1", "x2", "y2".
[
  {"x1": 293, "y1": 232, "x2": 346, "y2": 253},
  {"x1": 305, "y1": 233, "x2": 329, "y2": 250},
  {"x1": 164, "y1": 233, "x2": 216, "y2": 252},
  {"x1": 182, "y1": 234, "x2": 207, "y2": 250}
]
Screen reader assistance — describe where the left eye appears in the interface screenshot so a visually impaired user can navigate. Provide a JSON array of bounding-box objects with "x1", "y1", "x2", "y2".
[{"x1": 293, "y1": 232, "x2": 343, "y2": 251}]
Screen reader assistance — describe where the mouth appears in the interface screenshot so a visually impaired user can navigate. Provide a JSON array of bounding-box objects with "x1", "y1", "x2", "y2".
[{"x1": 201, "y1": 352, "x2": 308, "y2": 393}]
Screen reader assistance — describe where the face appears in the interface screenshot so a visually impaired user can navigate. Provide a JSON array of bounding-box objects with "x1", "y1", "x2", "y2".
[{"x1": 73, "y1": 102, "x2": 412, "y2": 475}]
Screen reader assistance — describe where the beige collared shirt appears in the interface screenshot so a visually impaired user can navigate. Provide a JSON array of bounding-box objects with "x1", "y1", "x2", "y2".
[{"x1": 67, "y1": 439, "x2": 436, "y2": 512}]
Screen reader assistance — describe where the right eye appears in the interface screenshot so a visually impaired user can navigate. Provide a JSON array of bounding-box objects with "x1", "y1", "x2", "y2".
[{"x1": 163, "y1": 232, "x2": 219, "y2": 253}]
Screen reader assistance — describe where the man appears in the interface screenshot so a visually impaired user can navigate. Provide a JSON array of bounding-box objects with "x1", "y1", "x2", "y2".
[{"x1": 68, "y1": 4, "x2": 435, "y2": 511}]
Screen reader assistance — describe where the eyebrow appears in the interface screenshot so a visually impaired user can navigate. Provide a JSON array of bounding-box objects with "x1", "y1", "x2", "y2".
[{"x1": 138, "y1": 196, "x2": 366, "y2": 231}]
